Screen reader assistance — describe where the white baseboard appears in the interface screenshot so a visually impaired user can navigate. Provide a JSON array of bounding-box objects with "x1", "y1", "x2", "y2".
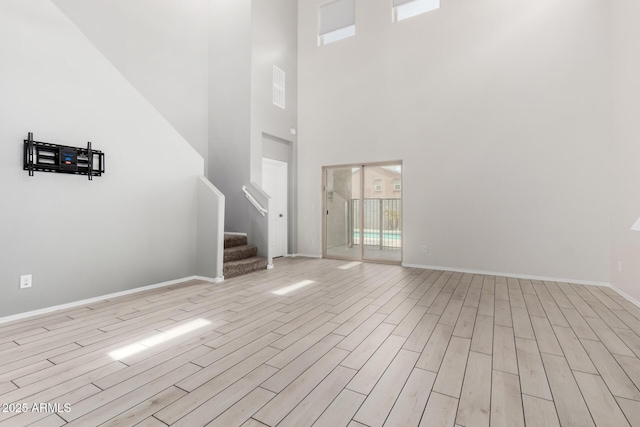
[
  {"x1": 5, "y1": 261, "x2": 634, "y2": 326},
  {"x1": 194, "y1": 275, "x2": 224, "y2": 283},
  {"x1": 608, "y1": 284, "x2": 640, "y2": 309},
  {"x1": 0, "y1": 275, "x2": 216, "y2": 325},
  {"x1": 224, "y1": 232, "x2": 248, "y2": 236},
  {"x1": 401, "y1": 263, "x2": 612, "y2": 288},
  {"x1": 292, "y1": 253, "x2": 323, "y2": 259}
]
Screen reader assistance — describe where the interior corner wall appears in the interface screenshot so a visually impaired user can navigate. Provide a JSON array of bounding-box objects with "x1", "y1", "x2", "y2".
[
  {"x1": 251, "y1": 0, "x2": 299, "y2": 254},
  {"x1": 51, "y1": 0, "x2": 210, "y2": 172},
  {"x1": 250, "y1": 0, "x2": 299, "y2": 184},
  {"x1": 298, "y1": 0, "x2": 611, "y2": 283},
  {"x1": 610, "y1": 0, "x2": 640, "y2": 302},
  {"x1": 208, "y1": 0, "x2": 298, "y2": 251},
  {"x1": 208, "y1": 0, "x2": 253, "y2": 236},
  {"x1": 0, "y1": 0, "x2": 203, "y2": 317}
]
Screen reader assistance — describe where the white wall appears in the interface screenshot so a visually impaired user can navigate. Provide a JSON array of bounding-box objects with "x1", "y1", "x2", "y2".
[
  {"x1": 252, "y1": 0, "x2": 299, "y2": 254},
  {"x1": 51, "y1": 0, "x2": 210, "y2": 170},
  {"x1": 251, "y1": 0, "x2": 299, "y2": 183},
  {"x1": 208, "y1": 0, "x2": 255, "y2": 238},
  {"x1": 208, "y1": 0, "x2": 298, "y2": 255},
  {"x1": 0, "y1": 0, "x2": 203, "y2": 317},
  {"x1": 610, "y1": 0, "x2": 640, "y2": 301},
  {"x1": 298, "y1": 0, "x2": 611, "y2": 283}
]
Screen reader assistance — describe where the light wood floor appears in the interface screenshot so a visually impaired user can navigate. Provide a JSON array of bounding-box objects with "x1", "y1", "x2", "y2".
[{"x1": 2, "y1": 258, "x2": 640, "y2": 427}]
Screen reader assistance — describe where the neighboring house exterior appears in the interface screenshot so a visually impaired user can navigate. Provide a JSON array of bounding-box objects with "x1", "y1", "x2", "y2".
[{"x1": 351, "y1": 166, "x2": 402, "y2": 200}]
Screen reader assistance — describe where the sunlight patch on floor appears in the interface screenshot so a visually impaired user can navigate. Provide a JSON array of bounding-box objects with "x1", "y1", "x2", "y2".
[
  {"x1": 108, "y1": 318, "x2": 211, "y2": 360},
  {"x1": 272, "y1": 280, "x2": 315, "y2": 296}
]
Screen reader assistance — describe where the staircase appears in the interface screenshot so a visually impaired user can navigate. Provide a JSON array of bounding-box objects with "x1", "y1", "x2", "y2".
[{"x1": 223, "y1": 234, "x2": 268, "y2": 279}]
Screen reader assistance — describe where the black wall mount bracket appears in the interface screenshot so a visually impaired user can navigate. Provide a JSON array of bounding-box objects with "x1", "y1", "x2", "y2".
[{"x1": 23, "y1": 132, "x2": 105, "y2": 180}]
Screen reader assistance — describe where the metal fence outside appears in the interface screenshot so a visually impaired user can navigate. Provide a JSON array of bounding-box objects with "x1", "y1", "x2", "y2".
[{"x1": 349, "y1": 198, "x2": 402, "y2": 249}]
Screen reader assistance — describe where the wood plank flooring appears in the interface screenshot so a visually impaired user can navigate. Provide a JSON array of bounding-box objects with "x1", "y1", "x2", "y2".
[{"x1": 2, "y1": 257, "x2": 640, "y2": 426}]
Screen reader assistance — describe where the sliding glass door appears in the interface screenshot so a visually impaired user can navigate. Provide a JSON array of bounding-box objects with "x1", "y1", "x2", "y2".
[
  {"x1": 323, "y1": 162, "x2": 402, "y2": 263},
  {"x1": 362, "y1": 164, "x2": 402, "y2": 262},
  {"x1": 324, "y1": 166, "x2": 361, "y2": 260}
]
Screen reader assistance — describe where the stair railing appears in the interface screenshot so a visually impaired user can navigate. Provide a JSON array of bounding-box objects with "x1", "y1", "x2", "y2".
[{"x1": 242, "y1": 185, "x2": 268, "y2": 216}]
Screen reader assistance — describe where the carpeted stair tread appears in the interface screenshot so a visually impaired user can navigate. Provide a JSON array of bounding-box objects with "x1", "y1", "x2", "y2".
[
  {"x1": 222, "y1": 233, "x2": 267, "y2": 279},
  {"x1": 224, "y1": 234, "x2": 248, "y2": 249},
  {"x1": 224, "y1": 244, "x2": 258, "y2": 263},
  {"x1": 224, "y1": 256, "x2": 268, "y2": 279}
]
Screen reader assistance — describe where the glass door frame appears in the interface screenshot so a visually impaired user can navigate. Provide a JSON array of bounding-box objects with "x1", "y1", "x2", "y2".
[{"x1": 322, "y1": 160, "x2": 403, "y2": 265}]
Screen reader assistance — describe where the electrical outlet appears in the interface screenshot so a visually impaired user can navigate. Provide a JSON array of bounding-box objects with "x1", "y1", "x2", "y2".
[
  {"x1": 20, "y1": 274, "x2": 32, "y2": 289},
  {"x1": 618, "y1": 261, "x2": 623, "y2": 272},
  {"x1": 421, "y1": 245, "x2": 427, "y2": 253}
]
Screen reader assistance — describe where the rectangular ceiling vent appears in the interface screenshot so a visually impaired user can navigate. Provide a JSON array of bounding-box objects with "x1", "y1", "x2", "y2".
[{"x1": 273, "y1": 65, "x2": 285, "y2": 109}]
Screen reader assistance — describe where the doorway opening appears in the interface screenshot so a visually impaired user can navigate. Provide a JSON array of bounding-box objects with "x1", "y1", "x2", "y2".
[{"x1": 323, "y1": 162, "x2": 403, "y2": 264}]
